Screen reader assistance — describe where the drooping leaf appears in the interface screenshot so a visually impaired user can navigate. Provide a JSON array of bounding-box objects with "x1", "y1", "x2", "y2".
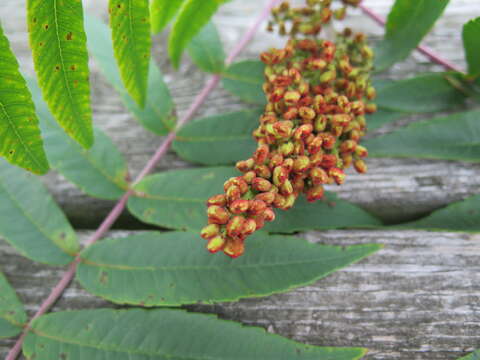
[
  {"x1": 127, "y1": 167, "x2": 381, "y2": 231},
  {"x1": 27, "y1": 0, "x2": 93, "y2": 148},
  {"x1": 150, "y1": 0, "x2": 185, "y2": 34},
  {"x1": 0, "y1": 271, "x2": 26, "y2": 338},
  {"x1": 186, "y1": 21, "x2": 225, "y2": 73},
  {"x1": 0, "y1": 22, "x2": 49, "y2": 174},
  {"x1": 375, "y1": 73, "x2": 466, "y2": 113},
  {"x1": 78, "y1": 231, "x2": 380, "y2": 306},
  {"x1": 265, "y1": 194, "x2": 381, "y2": 233},
  {"x1": 375, "y1": 0, "x2": 450, "y2": 71},
  {"x1": 85, "y1": 15, "x2": 175, "y2": 135},
  {"x1": 222, "y1": 60, "x2": 266, "y2": 104},
  {"x1": 458, "y1": 350, "x2": 480, "y2": 360},
  {"x1": 0, "y1": 159, "x2": 78, "y2": 265},
  {"x1": 463, "y1": 17, "x2": 480, "y2": 77},
  {"x1": 168, "y1": 0, "x2": 228, "y2": 68},
  {"x1": 28, "y1": 78, "x2": 129, "y2": 200},
  {"x1": 24, "y1": 309, "x2": 367, "y2": 360},
  {"x1": 172, "y1": 109, "x2": 261, "y2": 165},
  {"x1": 365, "y1": 110, "x2": 480, "y2": 163},
  {"x1": 109, "y1": 0, "x2": 151, "y2": 107},
  {"x1": 398, "y1": 194, "x2": 480, "y2": 232}
]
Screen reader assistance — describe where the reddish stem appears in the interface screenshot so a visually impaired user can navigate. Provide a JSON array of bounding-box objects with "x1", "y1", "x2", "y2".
[
  {"x1": 5, "y1": 1, "x2": 281, "y2": 359},
  {"x1": 358, "y1": 3, "x2": 463, "y2": 73}
]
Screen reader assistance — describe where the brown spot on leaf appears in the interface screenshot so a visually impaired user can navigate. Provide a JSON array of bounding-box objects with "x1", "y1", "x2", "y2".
[
  {"x1": 70, "y1": 64, "x2": 76, "y2": 71},
  {"x1": 55, "y1": 65, "x2": 60, "y2": 71},
  {"x1": 44, "y1": 24, "x2": 49, "y2": 30},
  {"x1": 66, "y1": 32, "x2": 73, "y2": 40},
  {"x1": 32, "y1": 17, "x2": 37, "y2": 23},
  {"x1": 99, "y1": 271, "x2": 108, "y2": 285},
  {"x1": 60, "y1": 353, "x2": 68, "y2": 360}
]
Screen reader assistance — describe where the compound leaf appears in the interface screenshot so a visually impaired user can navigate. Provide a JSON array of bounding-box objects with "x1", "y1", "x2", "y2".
[
  {"x1": 375, "y1": 0, "x2": 450, "y2": 71},
  {"x1": 28, "y1": 78, "x2": 129, "y2": 200},
  {"x1": 127, "y1": 167, "x2": 381, "y2": 231},
  {"x1": 172, "y1": 109, "x2": 261, "y2": 165},
  {"x1": 109, "y1": 0, "x2": 151, "y2": 107},
  {"x1": 168, "y1": 0, "x2": 228, "y2": 68},
  {"x1": 0, "y1": 22, "x2": 49, "y2": 174},
  {"x1": 365, "y1": 110, "x2": 480, "y2": 163},
  {"x1": 375, "y1": 73, "x2": 466, "y2": 113},
  {"x1": 85, "y1": 15, "x2": 175, "y2": 135},
  {"x1": 221, "y1": 60, "x2": 266, "y2": 104},
  {"x1": 150, "y1": 0, "x2": 185, "y2": 34},
  {"x1": 78, "y1": 231, "x2": 380, "y2": 306},
  {"x1": 463, "y1": 17, "x2": 480, "y2": 77},
  {"x1": 0, "y1": 271, "x2": 26, "y2": 338},
  {"x1": 187, "y1": 21, "x2": 225, "y2": 73},
  {"x1": 27, "y1": 0, "x2": 93, "y2": 148},
  {"x1": 0, "y1": 159, "x2": 78, "y2": 265},
  {"x1": 24, "y1": 309, "x2": 367, "y2": 360}
]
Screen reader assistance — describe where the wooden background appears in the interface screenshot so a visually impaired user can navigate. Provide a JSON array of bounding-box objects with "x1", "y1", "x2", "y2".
[{"x1": 1, "y1": 0, "x2": 479, "y2": 359}]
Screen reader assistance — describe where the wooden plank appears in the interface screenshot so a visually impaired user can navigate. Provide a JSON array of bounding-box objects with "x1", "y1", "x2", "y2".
[
  {"x1": 0, "y1": 0, "x2": 477, "y2": 226},
  {"x1": 0, "y1": 229, "x2": 479, "y2": 359}
]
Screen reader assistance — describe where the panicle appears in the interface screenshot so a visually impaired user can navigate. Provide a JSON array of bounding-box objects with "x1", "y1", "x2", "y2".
[{"x1": 201, "y1": 0, "x2": 375, "y2": 258}]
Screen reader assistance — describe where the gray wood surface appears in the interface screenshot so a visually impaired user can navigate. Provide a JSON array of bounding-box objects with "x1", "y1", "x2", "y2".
[{"x1": 0, "y1": 0, "x2": 479, "y2": 359}]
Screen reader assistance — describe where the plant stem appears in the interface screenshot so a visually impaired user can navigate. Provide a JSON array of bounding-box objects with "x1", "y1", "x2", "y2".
[
  {"x1": 358, "y1": 3, "x2": 463, "y2": 73},
  {"x1": 5, "y1": 1, "x2": 281, "y2": 359}
]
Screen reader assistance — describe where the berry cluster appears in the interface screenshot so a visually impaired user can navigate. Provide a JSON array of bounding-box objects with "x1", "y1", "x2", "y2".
[{"x1": 201, "y1": 0, "x2": 376, "y2": 258}]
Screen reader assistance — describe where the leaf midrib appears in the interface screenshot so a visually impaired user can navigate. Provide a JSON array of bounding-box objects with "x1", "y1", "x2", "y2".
[{"x1": 80, "y1": 248, "x2": 372, "y2": 271}]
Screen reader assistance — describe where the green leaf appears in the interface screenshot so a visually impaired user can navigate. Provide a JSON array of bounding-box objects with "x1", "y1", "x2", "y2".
[
  {"x1": 222, "y1": 60, "x2": 266, "y2": 104},
  {"x1": 463, "y1": 18, "x2": 480, "y2": 77},
  {"x1": 27, "y1": 0, "x2": 93, "y2": 148},
  {"x1": 27, "y1": 77, "x2": 129, "y2": 200},
  {"x1": 375, "y1": 73, "x2": 466, "y2": 113},
  {"x1": 127, "y1": 167, "x2": 381, "y2": 231},
  {"x1": 24, "y1": 309, "x2": 367, "y2": 360},
  {"x1": 399, "y1": 194, "x2": 480, "y2": 232},
  {"x1": 169, "y1": 0, "x2": 228, "y2": 68},
  {"x1": 265, "y1": 195, "x2": 381, "y2": 233},
  {"x1": 173, "y1": 109, "x2": 261, "y2": 165},
  {"x1": 0, "y1": 271, "x2": 26, "y2": 338},
  {"x1": 150, "y1": 0, "x2": 185, "y2": 34},
  {"x1": 0, "y1": 159, "x2": 78, "y2": 265},
  {"x1": 85, "y1": 15, "x2": 175, "y2": 135},
  {"x1": 109, "y1": 0, "x2": 151, "y2": 107},
  {"x1": 0, "y1": 22, "x2": 49, "y2": 175},
  {"x1": 365, "y1": 110, "x2": 480, "y2": 163},
  {"x1": 375, "y1": 0, "x2": 450, "y2": 71},
  {"x1": 367, "y1": 108, "x2": 405, "y2": 131},
  {"x1": 458, "y1": 350, "x2": 480, "y2": 360},
  {"x1": 78, "y1": 231, "x2": 380, "y2": 306},
  {"x1": 186, "y1": 21, "x2": 225, "y2": 73}
]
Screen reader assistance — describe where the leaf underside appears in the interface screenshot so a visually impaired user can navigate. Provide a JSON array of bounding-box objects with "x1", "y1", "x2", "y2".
[
  {"x1": 77, "y1": 231, "x2": 381, "y2": 306},
  {"x1": 127, "y1": 167, "x2": 381, "y2": 231},
  {"x1": 27, "y1": 77, "x2": 129, "y2": 200},
  {"x1": 221, "y1": 60, "x2": 266, "y2": 104},
  {"x1": 186, "y1": 21, "x2": 225, "y2": 73},
  {"x1": 27, "y1": 0, "x2": 94, "y2": 148},
  {"x1": 0, "y1": 271, "x2": 27, "y2": 338},
  {"x1": 0, "y1": 23, "x2": 49, "y2": 174},
  {"x1": 0, "y1": 158, "x2": 78, "y2": 265},
  {"x1": 109, "y1": 0, "x2": 151, "y2": 107},
  {"x1": 24, "y1": 309, "x2": 367, "y2": 360}
]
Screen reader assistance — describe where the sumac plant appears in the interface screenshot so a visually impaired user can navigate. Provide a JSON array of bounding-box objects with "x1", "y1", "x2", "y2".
[{"x1": 0, "y1": 0, "x2": 478, "y2": 359}]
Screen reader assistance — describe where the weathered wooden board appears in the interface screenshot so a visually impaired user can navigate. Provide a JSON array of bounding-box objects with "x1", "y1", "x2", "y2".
[
  {"x1": 0, "y1": 229, "x2": 479, "y2": 360},
  {"x1": 0, "y1": 0, "x2": 478, "y2": 226}
]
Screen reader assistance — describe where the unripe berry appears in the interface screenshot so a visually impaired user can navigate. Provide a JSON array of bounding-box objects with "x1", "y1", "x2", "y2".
[
  {"x1": 229, "y1": 199, "x2": 250, "y2": 214},
  {"x1": 201, "y1": 224, "x2": 220, "y2": 240},
  {"x1": 207, "y1": 235, "x2": 226, "y2": 253},
  {"x1": 207, "y1": 206, "x2": 230, "y2": 224}
]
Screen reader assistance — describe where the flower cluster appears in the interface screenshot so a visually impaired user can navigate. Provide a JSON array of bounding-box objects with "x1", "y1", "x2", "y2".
[{"x1": 201, "y1": 0, "x2": 376, "y2": 258}]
